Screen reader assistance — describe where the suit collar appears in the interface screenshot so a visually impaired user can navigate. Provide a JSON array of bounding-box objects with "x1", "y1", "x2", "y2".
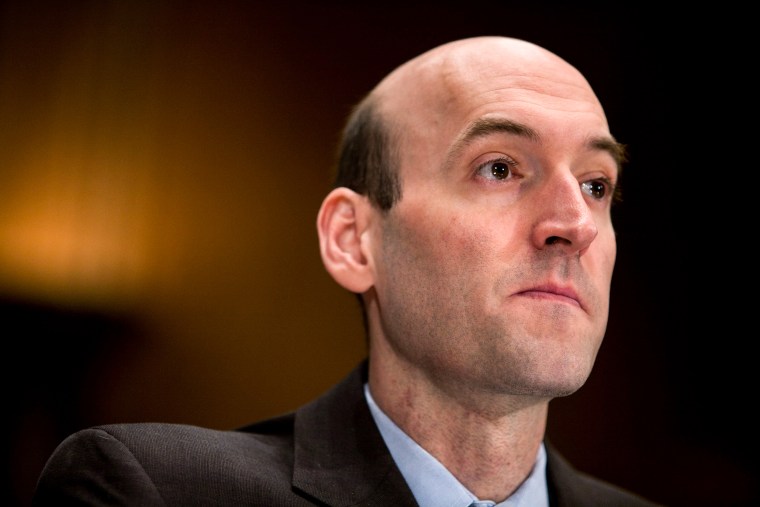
[{"x1": 292, "y1": 360, "x2": 417, "y2": 506}]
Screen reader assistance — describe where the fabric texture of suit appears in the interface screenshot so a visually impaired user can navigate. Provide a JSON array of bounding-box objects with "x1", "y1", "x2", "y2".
[{"x1": 33, "y1": 361, "x2": 662, "y2": 506}]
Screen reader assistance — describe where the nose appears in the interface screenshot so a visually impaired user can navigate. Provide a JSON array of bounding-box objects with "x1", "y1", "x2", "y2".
[{"x1": 530, "y1": 172, "x2": 598, "y2": 255}]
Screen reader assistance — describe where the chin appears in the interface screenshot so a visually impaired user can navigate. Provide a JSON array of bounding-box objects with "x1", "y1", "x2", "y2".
[
  {"x1": 545, "y1": 382, "x2": 586, "y2": 398},
  {"x1": 519, "y1": 356, "x2": 595, "y2": 398},
  {"x1": 544, "y1": 367, "x2": 594, "y2": 397},
  {"x1": 488, "y1": 365, "x2": 592, "y2": 399}
]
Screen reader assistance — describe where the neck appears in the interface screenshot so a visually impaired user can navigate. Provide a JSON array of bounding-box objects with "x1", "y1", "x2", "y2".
[{"x1": 368, "y1": 352, "x2": 549, "y2": 502}]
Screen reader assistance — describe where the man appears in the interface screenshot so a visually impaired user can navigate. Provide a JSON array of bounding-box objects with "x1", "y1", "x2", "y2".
[{"x1": 33, "y1": 36, "x2": 661, "y2": 506}]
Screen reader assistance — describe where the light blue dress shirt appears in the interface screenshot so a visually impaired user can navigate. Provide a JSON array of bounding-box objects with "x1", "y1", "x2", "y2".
[{"x1": 364, "y1": 384, "x2": 549, "y2": 507}]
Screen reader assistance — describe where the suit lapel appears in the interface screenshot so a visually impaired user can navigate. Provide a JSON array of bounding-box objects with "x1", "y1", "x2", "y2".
[
  {"x1": 292, "y1": 361, "x2": 417, "y2": 506},
  {"x1": 545, "y1": 440, "x2": 594, "y2": 507}
]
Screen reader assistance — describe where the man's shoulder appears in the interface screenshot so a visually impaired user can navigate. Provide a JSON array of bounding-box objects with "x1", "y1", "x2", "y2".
[
  {"x1": 82, "y1": 416, "x2": 297, "y2": 463},
  {"x1": 34, "y1": 418, "x2": 304, "y2": 506}
]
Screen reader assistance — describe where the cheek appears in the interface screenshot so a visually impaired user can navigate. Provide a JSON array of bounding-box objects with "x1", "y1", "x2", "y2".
[
  {"x1": 410, "y1": 210, "x2": 501, "y2": 274},
  {"x1": 600, "y1": 231, "x2": 617, "y2": 282},
  {"x1": 380, "y1": 197, "x2": 521, "y2": 296},
  {"x1": 586, "y1": 230, "x2": 617, "y2": 303}
]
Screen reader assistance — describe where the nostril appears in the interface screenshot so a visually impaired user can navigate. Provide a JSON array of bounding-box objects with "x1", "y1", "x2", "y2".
[{"x1": 545, "y1": 236, "x2": 573, "y2": 246}]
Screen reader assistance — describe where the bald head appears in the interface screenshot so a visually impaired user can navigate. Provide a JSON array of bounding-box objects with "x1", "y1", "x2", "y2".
[
  {"x1": 333, "y1": 36, "x2": 613, "y2": 211},
  {"x1": 380, "y1": 38, "x2": 595, "y2": 109}
]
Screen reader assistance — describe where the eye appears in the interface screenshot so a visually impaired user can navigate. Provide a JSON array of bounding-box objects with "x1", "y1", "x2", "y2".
[
  {"x1": 580, "y1": 178, "x2": 614, "y2": 200},
  {"x1": 475, "y1": 157, "x2": 517, "y2": 181}
]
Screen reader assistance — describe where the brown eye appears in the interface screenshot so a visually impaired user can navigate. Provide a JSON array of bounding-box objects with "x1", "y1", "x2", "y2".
[
  {"x1": 580, "y1": 180, "x2": 609, "y2": 200},
  {"x1": 475, "y1": 156, "x2": 517, "y2": 182},
  {"x1": 490, "y1": 161, "x2": 510, "y2": 180}
]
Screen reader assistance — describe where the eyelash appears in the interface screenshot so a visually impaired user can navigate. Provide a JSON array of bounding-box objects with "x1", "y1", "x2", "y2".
[{"x1": 475, "y1": 156, "x2": 617, "y2": 201}]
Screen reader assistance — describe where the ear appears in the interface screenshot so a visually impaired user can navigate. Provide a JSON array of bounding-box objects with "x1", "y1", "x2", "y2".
[{"x1": 316, "y1": 187, "x2": 376, "y2": 293}]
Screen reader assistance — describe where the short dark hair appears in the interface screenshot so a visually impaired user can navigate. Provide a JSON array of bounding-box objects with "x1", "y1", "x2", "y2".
[
  {"x1": 331, "y1": 97, "x2": 401, "y2": 334},
  {"x1": 333, "y1": 97, "x2": 401, "y2": 211}
]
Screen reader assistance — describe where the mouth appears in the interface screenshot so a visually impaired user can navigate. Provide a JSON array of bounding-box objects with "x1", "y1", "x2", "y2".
[{"x1": 515, "y1": 284, "x2": 583, "y2": 309}]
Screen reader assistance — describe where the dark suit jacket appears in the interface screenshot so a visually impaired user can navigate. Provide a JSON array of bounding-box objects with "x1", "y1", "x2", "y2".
[{"x1": 33, "y1": 361, "x2": 661, "y2": 506}]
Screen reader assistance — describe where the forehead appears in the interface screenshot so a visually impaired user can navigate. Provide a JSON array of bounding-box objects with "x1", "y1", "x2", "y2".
[{"x1": 375, "y1": 39, "x2": 611, "y2": 169}]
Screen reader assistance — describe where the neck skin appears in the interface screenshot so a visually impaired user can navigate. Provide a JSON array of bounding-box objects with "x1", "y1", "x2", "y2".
[{"x1": 367, "y1": 334, "x2": 549, "y2": 502}]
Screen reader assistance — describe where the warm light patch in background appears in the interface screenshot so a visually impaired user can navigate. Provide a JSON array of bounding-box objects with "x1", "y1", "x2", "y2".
[
  {"x1": 0, "y1": 1, "x2": 367, "y2": 433},
  {"x1": 0, "y1": 148, "x2": 153, "y2": 308}
]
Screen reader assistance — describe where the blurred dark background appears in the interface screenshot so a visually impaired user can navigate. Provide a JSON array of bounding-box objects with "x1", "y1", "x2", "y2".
[{"x1": 1, "y1": 1, "x2": 755, "y2": 506}]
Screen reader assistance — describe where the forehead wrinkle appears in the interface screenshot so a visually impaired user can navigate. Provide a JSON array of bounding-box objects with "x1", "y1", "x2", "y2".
[{"x1": 442, "y1": 117, "x2": 539, "y2": 173}]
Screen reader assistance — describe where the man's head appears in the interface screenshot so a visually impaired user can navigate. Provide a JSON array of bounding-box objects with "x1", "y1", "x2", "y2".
[{"x1": 318, "y1": 36, "x2": 625, "y2": 404}]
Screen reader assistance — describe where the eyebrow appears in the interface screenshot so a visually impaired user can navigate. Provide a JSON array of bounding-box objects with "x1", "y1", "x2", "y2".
[{"x1": 443, "y1": 117, "x2": 627, "y2": 171}]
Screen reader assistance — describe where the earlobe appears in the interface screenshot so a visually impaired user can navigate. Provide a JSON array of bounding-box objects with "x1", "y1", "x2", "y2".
[{"x1": 316, "y1": 188, "x2": 375, "y2": 293}]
